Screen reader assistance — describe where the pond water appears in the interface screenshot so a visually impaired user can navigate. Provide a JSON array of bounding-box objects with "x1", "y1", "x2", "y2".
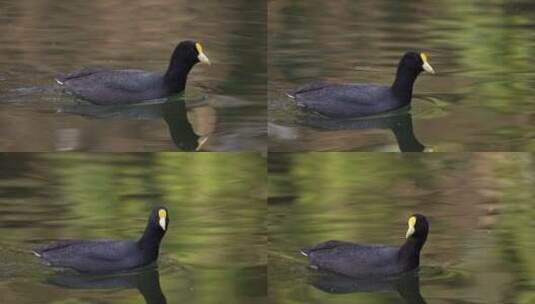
[
  {"x1": 268, "y1": 0, "x2": 535, "y2": 151},
  {"x1": 0, "y1": 0, "x2": 266, "y2": 152},
  {"x1": 0, "y1": 153, "x2": 267, "y2": 304},
  {"x1": 269, "y1": 153, "x2": 535, "y2": 304}
]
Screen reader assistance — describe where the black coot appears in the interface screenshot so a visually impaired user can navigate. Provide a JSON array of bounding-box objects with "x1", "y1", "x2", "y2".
[
  {"x1": 56, "y1": 41, "x2": 210, "y2": 105},
  {"x1": 301, "y1": 214, "x2": 429, "y2": 277},
  {"x1": 288, "y1": 52, "x2": 435, "y2": 118},
  {"x1": 33, "y1": 207, "x2": 169, "y2": 273}
]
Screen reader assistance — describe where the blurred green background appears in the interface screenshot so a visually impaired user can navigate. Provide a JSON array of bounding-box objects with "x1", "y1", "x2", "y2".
[
  {"x1": 269, "y1": 153, "x2": 535, "y2": 304},
  {"x1": 0, "y1": 153, "x2": 266, "y2": 303},
  {"x1": 269, "y1": 0, "x2": 535, "y2": 151}
]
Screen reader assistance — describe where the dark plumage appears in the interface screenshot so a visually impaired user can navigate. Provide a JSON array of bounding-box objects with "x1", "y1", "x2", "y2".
[
  {"x1": 288, "y1": 52, "x2": 435, "y2": 118},
  {"x1": 56, "y1": 40, "x2": 210, "y2": 105},
  {"x1": 301, "y1": 214, "x2": 429, "y2": 277},
  {"x1": 33, "y1": 207, "x2": 169, "y2": 274}
]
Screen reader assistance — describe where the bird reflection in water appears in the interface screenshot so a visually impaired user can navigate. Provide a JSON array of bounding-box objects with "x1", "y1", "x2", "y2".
[
  {"x1": 298, "y1": 110, "x2": 426, "y2": 152},
  {"x1": 57, "y1": 96, "x2": 212, "y2": 151},
  {"x1": 308, "y1": 269, "x2": 427, "y2": 304},
  {"x1": 45, "y1": 267, "x2": 168, "y2": 304}
]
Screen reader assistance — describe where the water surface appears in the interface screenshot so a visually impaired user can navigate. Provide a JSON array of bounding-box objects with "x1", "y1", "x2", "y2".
[
  {"x1": 0, "y1": 153, "x2": 267, "y2": 304},
  {"x1": 269, "y1": 153, "x2": 535, "y2": 303},
  {"x1": 0, "y1": 0, "x2": 266, "y2": 151},
  {"x1": 269, "y1": 0, "x2": 535, "y2": 151}
]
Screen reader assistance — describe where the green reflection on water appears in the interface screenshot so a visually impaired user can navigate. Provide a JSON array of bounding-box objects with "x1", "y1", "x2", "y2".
[
  {"x1": 269, "y1": 153, "x2": 535, "y2": 304},
  {"x1": 0, "y1": 153, "x2": 266, "y2": 304},
  {"x1": 269, "y1": 0, "x2": 535, "y2": 151}
]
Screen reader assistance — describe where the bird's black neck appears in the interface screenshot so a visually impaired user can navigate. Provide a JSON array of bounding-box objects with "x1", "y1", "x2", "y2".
[
  {"x1": 398, "y1": 237, "x2": 425, "y2": 271},
  {"x1": 391, "y1": 66, "x2": 420, "y2": 104},
  {"x1": 164, "y1": 61, "x2": 194, "y2": 94},
  {"x1": 138, "y1": 223, "x2": 165, "y2": 263}
]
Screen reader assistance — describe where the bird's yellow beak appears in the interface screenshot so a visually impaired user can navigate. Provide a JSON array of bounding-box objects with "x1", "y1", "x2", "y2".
[
  {"x1": 420, "y1": 53, "x2": 435, "y2": 74},
  {"x1": 406, "y1": 216, "x2": 416, "y2": 239},
  {"x1": 196, "y1": 42, "x2": 211, "y2": 65},
  {"x1": 158, "y1": 209, "x2": 167, "y2": 231}
]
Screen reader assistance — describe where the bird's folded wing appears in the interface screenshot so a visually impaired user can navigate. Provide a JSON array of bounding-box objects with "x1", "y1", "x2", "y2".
[
  {"x1": 60, "y1": 69, "x2": 163, "y2": 93},
  {"x1": 301, "y1": 240, "x2": 355, "y2": 255},
  {"x1": 56, "y1": 68, "x2": 107, "y2": 83},
  {"x1": 33, "y1": 240, "x2": 85, "y2": 254},
  {"x1": 290, "y1": 81, "x2": 333, "y2": 97},
  {"x1": 79, "y1": 241, "x2": 137, "y2": 261},
  {"x1": 94, "y1": 70, "x2": 162, "y2": 92}
]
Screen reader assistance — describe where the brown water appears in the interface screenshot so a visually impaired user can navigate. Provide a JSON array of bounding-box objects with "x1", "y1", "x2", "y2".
[
  {"x1": 269, "y1": 153, "x2": 535, "y2": 304},
  {"x1": 268, "y1": 0, "x2": 535, "y2": 152},
  {"x1": 0, "y1": 0, "x2": 266, "y2": 151},
  {"x1": 0, "y1": 153, "x2": 267, "y2": 304}
]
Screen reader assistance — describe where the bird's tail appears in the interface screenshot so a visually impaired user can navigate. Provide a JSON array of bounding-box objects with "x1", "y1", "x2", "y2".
[{"x1": 300, "y1": 247, "x2": 310, "y2": 257}]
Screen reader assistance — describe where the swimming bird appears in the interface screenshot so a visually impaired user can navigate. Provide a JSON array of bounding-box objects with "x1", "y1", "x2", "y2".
[
  {"x1": 288, "y1": 52, "x2": 435, "y2": 118},
  {"x1": 301, "y1": 214, "x2": 429, "y2": 277},
  {"x1": 56, "y1": 40, "x2": 210, "y2": 105},
  {"x1": 33, "y1": 207, "x2": 169, "y2": 273}
]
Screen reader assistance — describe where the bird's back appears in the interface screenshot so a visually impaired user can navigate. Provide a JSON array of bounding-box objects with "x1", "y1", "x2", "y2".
[
  {"x1": 303, "y1": 240, "x2": 402, "y2": 277},
  {"x1": 291, "y1": 82, "x2": 402, "y2": 118},
  {"x1": 35, "y1": 240, "x2": 143, "y2": 273},
  {"x1": 58, "y1": 69, "x2": 167, "y2": 105}
]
